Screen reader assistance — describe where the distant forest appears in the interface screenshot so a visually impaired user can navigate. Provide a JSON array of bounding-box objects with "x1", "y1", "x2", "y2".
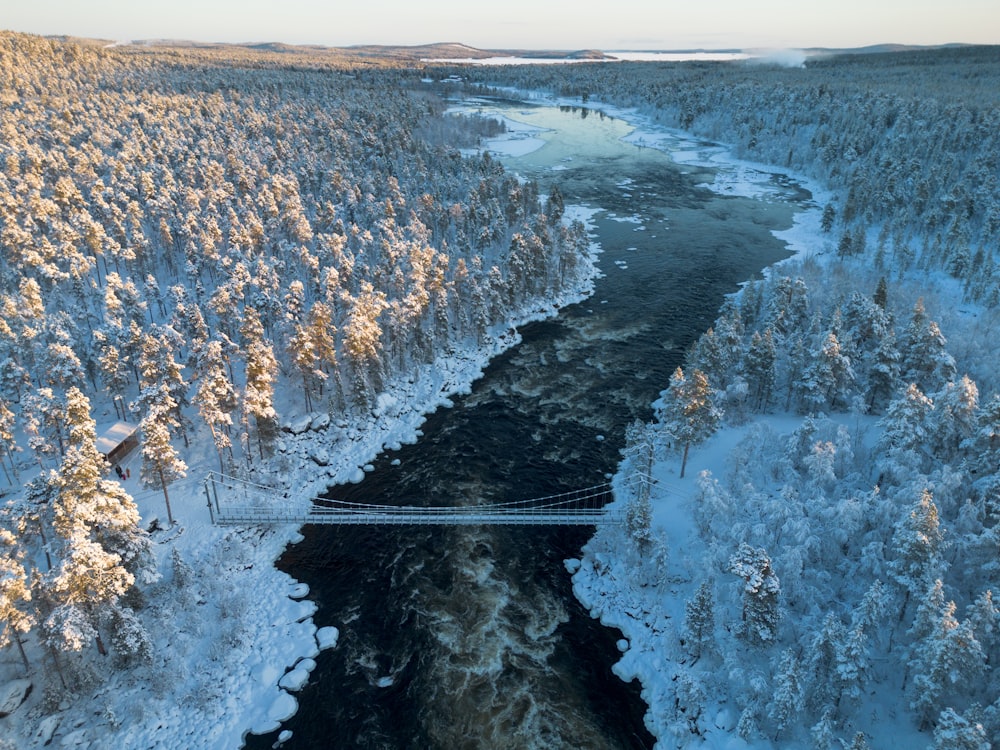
[{"x1": 467, "y1": 46, "x2": 1000, "y2": 305}]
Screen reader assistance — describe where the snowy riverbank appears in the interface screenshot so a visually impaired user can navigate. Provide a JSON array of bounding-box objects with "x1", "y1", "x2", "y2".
[{"x1": 562, "y1": 97, "x2": 998, "y2": 748}]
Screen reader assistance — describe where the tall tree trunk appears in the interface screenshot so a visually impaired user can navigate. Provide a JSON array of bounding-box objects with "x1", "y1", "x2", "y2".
[
  {"x1": 14, "y1": 633, "x2": 30, "y2": 674},
  {"x1": 159, "y1": 468, "x2": 175, "y2": 526}
]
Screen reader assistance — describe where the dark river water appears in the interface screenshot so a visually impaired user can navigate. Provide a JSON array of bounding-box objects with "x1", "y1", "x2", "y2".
[{"x1": 245, "y1": 98, "x2": 808, "y2": 749}]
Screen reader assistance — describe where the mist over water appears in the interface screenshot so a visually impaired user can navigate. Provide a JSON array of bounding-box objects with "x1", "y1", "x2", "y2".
[{"x1": 246, "y1": 98, "x2": 805, "y2": 749}]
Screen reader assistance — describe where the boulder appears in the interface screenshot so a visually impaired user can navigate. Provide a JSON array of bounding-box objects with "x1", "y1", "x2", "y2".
[
  {"x1": 0, "y1": 679, "x2": 32, "y2": 718},
  {"x1": 310, "y1": 413, "x2": 330, "y2": 431},
  {"x1": 285, "y1": 415, "x2": 313, "y2": 435}
]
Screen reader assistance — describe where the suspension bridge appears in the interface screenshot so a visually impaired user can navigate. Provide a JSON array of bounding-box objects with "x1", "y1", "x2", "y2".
[{"x1": 205, "y1": 472, "x2": 623, "y2": 526}]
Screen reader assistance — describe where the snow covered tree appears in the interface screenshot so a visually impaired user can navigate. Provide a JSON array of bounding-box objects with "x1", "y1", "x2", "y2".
[
  {"x1": 658, "y1": 367, "x2": 721, "y2": 478},
  {"x1": 966, "y1": 392, "x2": 1000, "y2": 478},
  {"x1": 769, "y1": 648, "x2": 805, "y2": 737},
  {"x1": 0, "y1": 396, "x2": 17, "y2": 484},
  {"x1": 136, "y1": 327, "x2": 191, "y2": 448},
  {"x1": 683, "y1": 579, "x2": 715, "y2": 659},
  {"x1": 925, "y1": 375, "x2": 976, "y2": 456},
  {"x1": 798, "y1": 329, "x2": 854, "y2": 413},
  {"x1": 139, "y1": 389, "x2": 187, "y2": 526},
  {"x1": 108, "y1": 604, "x2": 153, "y2": 668},
  {"x1": 729, "y1": 543, "x2": 780, "y2": 646},
  {"x1": 890, "y1": 487, "x2": 946, "y2": 595},
  {"x1": 743, "y1": 328, "x2": 776, "y2": 411},
  {"x1": 194, "y1": 339, "x2": 238, "y2": 473},
  {"x1": 899, "y1": 298, "x2": 957, "y2": 393},
  {"x1": 865, "y1": 330, "x2": 901, "y2": 412},
  {"x1": 933, "y1": 706, "x2": 991, "y2": 750},
  {"x1": 764, "y1": 276, "x2": 810, "y2": 338},
  {"x1": 624, "y1": 490, "x2": 653, "y2": 551},
  {"x1": 0, "y1": 527, "x2": 33, "y2": 672},
  {"x1": 965, "y1": 590, "x2": 999, "y2": 644},
  {"x1": 910, "y1": 599, "x2": 987, "y2": 729},
  {"x1": 240, "y1": 307, "x2": 279, "y2": 461},
  {"x1": 836, "y1": 581, "x2": 889, "y2": 702},
  {"x1": 55, "y1": 388, "x2": 152, "y2": 570},
  {"x1": 877, "y1": 383, "x2": 935, "y2": 472},
  {"x1": 342, "y1": 280, "x2": 389, "y2": 404},
  {"x1": 810, "y1": 708, "x2": 838, "y2": 750},
  {"x1": 806, "y1": 612, "x2": 847, "y2": 712}
]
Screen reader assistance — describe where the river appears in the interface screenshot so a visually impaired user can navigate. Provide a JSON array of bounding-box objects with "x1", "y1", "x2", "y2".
[{"x1": 245, "y1": 96, "x2": 808, "y2": 749}]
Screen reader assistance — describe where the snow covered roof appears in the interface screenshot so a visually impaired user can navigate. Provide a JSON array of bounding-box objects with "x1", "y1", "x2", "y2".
[{"x1": 95, "y1": 421, "x2": 139, "y2": 457}]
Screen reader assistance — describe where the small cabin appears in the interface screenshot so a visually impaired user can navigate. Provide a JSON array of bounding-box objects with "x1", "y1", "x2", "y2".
[{"x1": 95, "y1": 421, "x2": 139, "y2": 467}]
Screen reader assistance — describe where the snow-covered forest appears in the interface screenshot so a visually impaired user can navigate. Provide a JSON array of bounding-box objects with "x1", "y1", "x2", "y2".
[
  {"x1": 2, "y1": 30, "x2": 1000, "y2": 748},
  {"x1": 460, "y1": 49, "x2": 1000, "y2": 747},
  {"x1": 0, "y1": 31, "x2": 594, "y2": 743}
]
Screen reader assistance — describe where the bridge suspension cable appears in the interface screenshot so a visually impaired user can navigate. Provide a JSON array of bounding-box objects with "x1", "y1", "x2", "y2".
[{"x1": 205, "y1": 472, "x2": 622, "y2": 527}]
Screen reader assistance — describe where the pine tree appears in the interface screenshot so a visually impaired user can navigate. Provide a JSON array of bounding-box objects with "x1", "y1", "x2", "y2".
[
  {"x1": 866, "y1": 330, "x2": 901, "y2": 413},
  {"x1": 136, "y1": 328, "x2": 191, "y2": 448},
  {"x1": 194, "y1": 340, "x2": 237, "y2": 473},
  {"x1": 108, "y1": 604, "x2": 153, "y2": 668},
  {"x1": 765, "y1": 276, "x2": 810, "y2": 338},
  {"x1": 966, "y1": 392, "x2": 1000, "y2": 478},
  {"x1": 139, "y1": 390, "x2": 187, "y2": 526},
  {"x1": 890, "y1": 487, "x2": 945, "y2": 593},
  {"x1": 240, "y1": 308, "x2": 279, "y2": 461},
  {"x1": 658, "y1": 367, "x2": 722, "y2": 478},
  {"x1": 911, "y1": 599, "x2": 987, "y2": 728},
  {"x1": 877, "y1": 383, "x2": 934, "y2": 470},
  {"x1": 799, "y1": 329, "x2": 854, "y2": 412},
  {"x1": 769, "y1": 648, "x2": 805, "y2": 737},
  {"x1": 820, "y1": 202, "x2": 836, "y2": 232},
  {"x1": 810, "y1": 708, "x2": 837, "y2": 750},
  {"x1": 931, "y1": 375, "x2": 979, "y2": 460},
  {"x1": 0, "y1": 396, "x2": 17, "y2": 483},
  {"x1": 744, "y1": 328, "x2": 776, "y2": 411},
  {"x1": 899, "y1": 299, "x2": 957, "y2": 393},
  {"x1": 933, "y1": 706, "x2": 991, "y2": 750},
  {"x1": 729, "y1": 542, "x2": 780, "y2": 646},
  {"x1": 0, "y1": 527, "x2": 33, "y2": 672},
  {"x1": 806, "y1": 612, "x2": 848, "y2": 711},
  {"x1": 684, "y1": 579, "x2": 715, "y2": 658}
]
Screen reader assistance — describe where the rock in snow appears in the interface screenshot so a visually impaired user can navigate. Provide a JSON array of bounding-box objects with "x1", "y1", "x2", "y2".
[
  {"x1": 34, "y1": 714, "x2": 60, "y2": 744},
  {"x1": 286, "y1": 415, "x2": 314, "y2": 435},
  {"x1": 268, "y1": 691, "x2": 298, "y2": 723},
  {"x1": 309, "y1": 412, "x2": 331, "y2": 431},
  {"x1": 0, "y1": 679, "x2": 31, "y2": 718},
  {"x1": 307, "y1": 447, "x2": 330, "y2": 466},
  {"x1": 279, "y1": 667, "x2": 311, "y2": 692},
  {"x1": 251, "y1": 692, "x2": 298, "y2": 735},
  {"x1": 316, "y1": 626, "x2": 339, "y2": 650},
  {"x1": 288, "y1": 582, "x2": 310, "y2": 600}
]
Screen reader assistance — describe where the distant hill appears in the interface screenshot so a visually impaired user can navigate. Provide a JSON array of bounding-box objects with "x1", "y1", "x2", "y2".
[{"x1": 35, "y1": 34, "x2": 979, "y2": 65}]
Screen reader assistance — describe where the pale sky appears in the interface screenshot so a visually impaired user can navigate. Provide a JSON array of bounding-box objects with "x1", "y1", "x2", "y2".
[{"x1": 5, "y1": 0, "x2": 998, "y2": 50}]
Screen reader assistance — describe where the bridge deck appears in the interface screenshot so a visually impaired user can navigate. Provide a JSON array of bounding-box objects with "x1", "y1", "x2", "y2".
[
  {"x1": 206, "y1": 473, "x2": 621, "y2": 527},
  {"x1": 215, "y1": 507, "x2": 619, "y2": 526}
]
